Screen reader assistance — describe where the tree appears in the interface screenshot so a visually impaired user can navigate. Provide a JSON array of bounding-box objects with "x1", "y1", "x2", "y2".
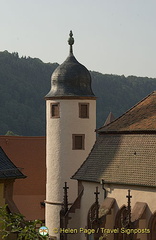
[
  {"x1": 5, "y1": 131, "x2": 19, "y2": 136},
  {"x1": 0, "y1": 205, "x2": 47, "y2": 240}
]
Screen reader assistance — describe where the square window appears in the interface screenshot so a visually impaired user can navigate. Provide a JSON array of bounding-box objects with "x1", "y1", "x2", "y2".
[
  {"x1": 72, "y1": 134, "x2": 85, "y2": 150},
  {"x1": 79, "y1": 103, "x2": 89, "y2": 118},
  {"x1": 51, "y1": 103, "x2": 60, "y2": 118}
]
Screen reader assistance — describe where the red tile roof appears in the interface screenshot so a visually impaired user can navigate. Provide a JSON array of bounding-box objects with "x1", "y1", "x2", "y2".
[{"x1": 98, "y1": 91, "x2": 156, "y2": 132}]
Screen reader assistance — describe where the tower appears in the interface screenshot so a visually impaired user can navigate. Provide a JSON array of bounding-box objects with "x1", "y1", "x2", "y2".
[{"x1": 45, "y1": 31, "x2": 96, "y2": 239}]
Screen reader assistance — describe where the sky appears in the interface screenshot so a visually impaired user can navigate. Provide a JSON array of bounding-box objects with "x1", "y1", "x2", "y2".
[{"x1": 0, "y1": 0, "x2": 156, "y2": 78}]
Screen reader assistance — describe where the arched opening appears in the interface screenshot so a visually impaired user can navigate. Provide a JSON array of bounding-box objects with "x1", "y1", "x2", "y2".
[
  {"x1": 114, "y1": 205, "x2": 127, "y2": 240},
  {"x1": 87, "y1": 202, "x2": 101, "y2": 240},
  {"x1": 148, "y1": 211, "x2": 156, "y2": 240}
]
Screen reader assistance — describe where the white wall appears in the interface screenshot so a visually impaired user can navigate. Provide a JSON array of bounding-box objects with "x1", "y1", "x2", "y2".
[
  {"x1": 106, "y1": 184, "x2": 156, "y2": 215},
  {"x1": 77, "y1": 181, "x2": 156, "y2": 240},
  {"x1": 46, "y1": 98, "x2": 96, "y2": 239}
]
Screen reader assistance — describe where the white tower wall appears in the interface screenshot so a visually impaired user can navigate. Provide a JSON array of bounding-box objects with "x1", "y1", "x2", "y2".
[{"x1": 46, "y1": 98, "x2": 96, "y2": 239}]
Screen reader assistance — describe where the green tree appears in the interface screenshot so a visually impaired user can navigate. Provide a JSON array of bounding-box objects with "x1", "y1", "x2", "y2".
[
  {"x1": 5, "y1": 131, "x2": 19, "y2": 136},
  {"x1": 0, "y1": 205, "x2": 47, "y2": 240}
]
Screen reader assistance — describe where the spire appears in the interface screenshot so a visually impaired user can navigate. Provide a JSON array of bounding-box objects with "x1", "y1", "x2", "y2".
[
  {"x1": 45, "y1": 31, "x2": 95, "y2": 99},
  {"x1": 94, "y1": 187, "x2": 100, "y2": 221},
  {"x1": 68, "y1": 30, "x2": 74, "y2": 55},
  {"x1": 63, "y1": 182, "x2": 69, "y2": 214},
  {"x1": 126, "y1": 189, "x2": 132, "y2": 224},
  {"x1": 104, "y1": 112, "x2": 115, "y2": 126}
]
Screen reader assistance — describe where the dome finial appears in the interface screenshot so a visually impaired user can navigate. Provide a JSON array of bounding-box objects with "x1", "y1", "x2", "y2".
[{"x1": 68, "y1": 30, "x2": 74, "y2": 54}]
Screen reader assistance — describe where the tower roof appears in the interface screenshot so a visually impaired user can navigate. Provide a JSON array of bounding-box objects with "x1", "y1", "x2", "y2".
[{"x1": 45, "y1": 31, "x2": 95, "y2": 99}]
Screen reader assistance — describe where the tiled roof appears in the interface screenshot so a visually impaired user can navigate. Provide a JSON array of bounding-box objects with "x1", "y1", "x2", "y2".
[
  {"x1": 72, "y1": 134, "x2": 156, "y2": 187},
  {"x1": 98, "y1": 91, "x2": 156, "y2": 132},
  {"x1": 0, "y1": 147, "x2": 26, "y2": 179}
]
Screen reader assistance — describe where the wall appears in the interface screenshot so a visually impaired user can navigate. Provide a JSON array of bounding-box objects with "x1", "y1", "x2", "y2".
[
  {"x1": 46, "y1": 98, "x2": 96, "y2": 239},
  {"x1": 0, "y1": 183, "x2": 5, "y2": 206},
  {"x1": 0, "y1": 136, "x2": 46, "y2": 220},
  {"x1": 76, "y1": 181, "x2": 156, "y2": 240}
]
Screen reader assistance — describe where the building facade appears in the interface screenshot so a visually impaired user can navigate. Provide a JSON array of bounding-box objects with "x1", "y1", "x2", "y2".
[{"x1": 71, "y1": 91, "x2": 156, "y2": 240}]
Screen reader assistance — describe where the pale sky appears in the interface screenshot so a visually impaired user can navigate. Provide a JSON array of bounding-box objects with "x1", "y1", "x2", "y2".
[{"x1": 0, "y1": 0, "x2": 156, "y2": 78}]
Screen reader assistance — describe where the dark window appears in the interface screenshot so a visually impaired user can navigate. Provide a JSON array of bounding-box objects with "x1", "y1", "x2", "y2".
[
  {"x1": 79, "y1": 103, "x2": 89, "y2": 118},
  {"x1": 51, "y1": 103, "x2": 60, "y2": 118},
  {"x1": 72, "y1": 134, "x2": 85, "y2": 150}
]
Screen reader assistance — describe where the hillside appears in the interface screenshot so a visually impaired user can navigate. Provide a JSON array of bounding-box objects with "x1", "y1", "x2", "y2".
[
  {"x1": 0, "y1": 51, "x2": 57, "y2": 136},
  {"x1": 92, "y1": 72, "x2": 156, "y2": 128},
  {"x1": 0, "y1": 51, "x2": 156, "y2": 136}
]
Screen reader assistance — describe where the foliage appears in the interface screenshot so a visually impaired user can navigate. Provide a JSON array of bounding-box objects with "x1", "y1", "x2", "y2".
[
  {"x1": 91, "y1": 71, "x2": 156, "y2": 128},
  {"x1": 0, "y1": 51, "x2": 156, "y2": 135},
  {"x1": 0, "y1": 205, "x2": 47, "y2": 240},
  {"x1": 5, "y1": 131, "x2": 19, "y2": 136},
  {"x1": 0, "y1": 50, "x2": 58, "y2": 136}
]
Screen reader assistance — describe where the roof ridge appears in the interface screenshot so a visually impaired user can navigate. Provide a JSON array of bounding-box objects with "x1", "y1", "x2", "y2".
[
  {"x1": 97, "y1": 91, "x2": 156, "y2": 132},
  {"x1": 0, "y1": 136, "x2": 45, "y2": 139}
]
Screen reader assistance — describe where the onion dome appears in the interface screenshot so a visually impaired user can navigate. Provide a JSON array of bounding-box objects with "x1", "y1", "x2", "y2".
[{"x1": 45, "y1": 31, "x2": 95, "y2": 99}]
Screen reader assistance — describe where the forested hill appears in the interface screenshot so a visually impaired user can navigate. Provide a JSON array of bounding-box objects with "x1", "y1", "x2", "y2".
[{"x1": 0, "y1": 50, "x2": 156, "y2": 136}]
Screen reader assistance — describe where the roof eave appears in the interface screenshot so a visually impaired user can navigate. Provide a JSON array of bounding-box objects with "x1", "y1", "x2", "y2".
[
  {"x1": 0, "y1": 175, "x2": 27, "y2": 180},
  {"x1": 73, "y1": 178, "x2": 156, "y2": 188},
  {"x1": 97, "y1": 130, "x2": 156, "y2": 135}
]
